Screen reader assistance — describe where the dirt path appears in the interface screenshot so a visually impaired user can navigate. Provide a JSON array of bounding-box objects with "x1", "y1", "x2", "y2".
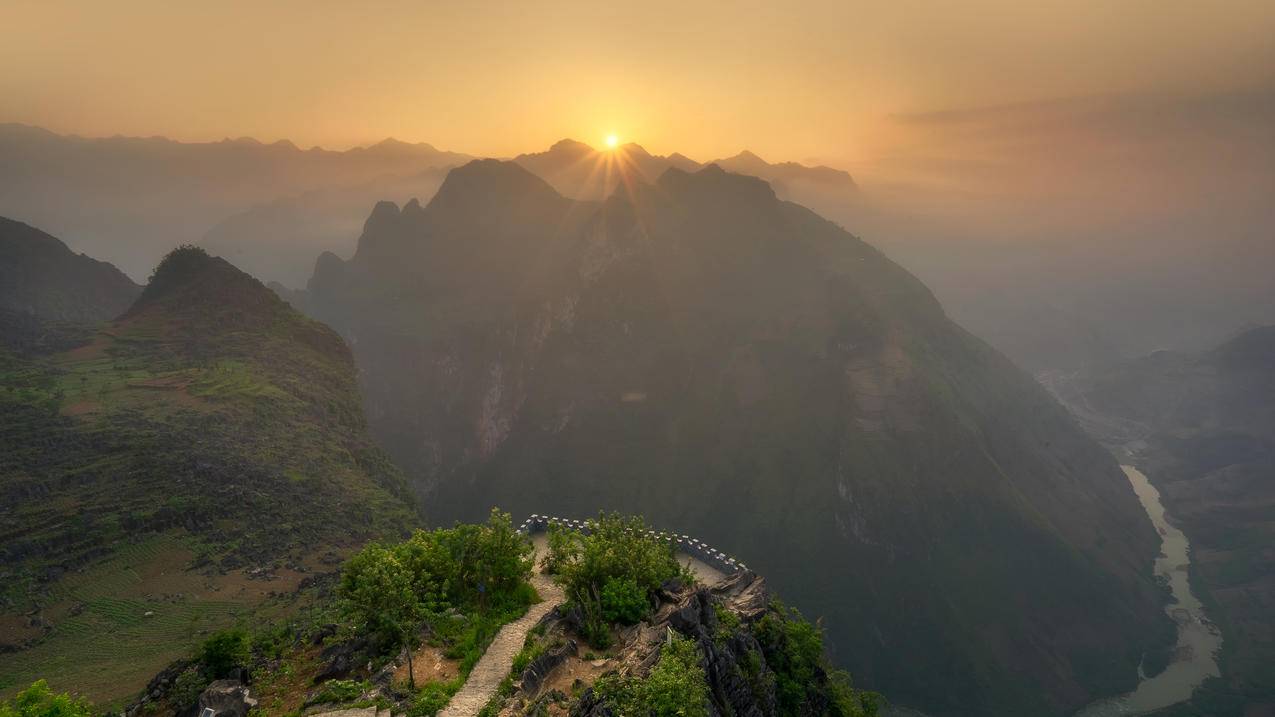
[{"x1": 438, "y1": 564, "x2": 565, "y2": 716}]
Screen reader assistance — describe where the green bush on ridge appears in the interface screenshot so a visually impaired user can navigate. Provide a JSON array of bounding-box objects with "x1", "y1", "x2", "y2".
[{"x1": 547, "y1": 513, "x2": 689, "y2": 646}]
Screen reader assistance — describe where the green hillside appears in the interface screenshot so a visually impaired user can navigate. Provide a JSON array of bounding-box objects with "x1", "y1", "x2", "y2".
[{"x1": 0, "y1": 247, "x2": 417, "y2": 703}]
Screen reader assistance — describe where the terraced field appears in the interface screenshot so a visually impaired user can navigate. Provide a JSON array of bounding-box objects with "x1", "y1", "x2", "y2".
[{"x1": 0, "y1": 534, "x2": 314, "y2": 705}]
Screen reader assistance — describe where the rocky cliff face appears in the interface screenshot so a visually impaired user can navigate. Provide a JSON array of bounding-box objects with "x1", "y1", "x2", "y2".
[
  {"x1": 510, "y1": 571, "x2": 873, "y2": 717},
  {"x1": 303, "y1": 160, "x2": 1171, "y2": 715}
]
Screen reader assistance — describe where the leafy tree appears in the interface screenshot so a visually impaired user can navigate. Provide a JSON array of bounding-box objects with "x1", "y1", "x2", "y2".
[
  {"x1": 339, "y1": 542, "x2": 428, "y2": 688},
  {"x1": 199, "y1": 628, "x2": 250, "y2": 678},
  {"x1": 0, "y1": 681, "x2": 92, "y2": 717},
  {"x1": 549, "y1": 513, "x2": 685, "y2": 629},
  {"x1": 338, "y1": 509, "x2": 535, "y2": 689},
  {"x1": 471, "y1": 508, "x2": 534, "y2": 608},
  {"x1": 394, "y1": 508, "x2": 532, "y2": 610}
]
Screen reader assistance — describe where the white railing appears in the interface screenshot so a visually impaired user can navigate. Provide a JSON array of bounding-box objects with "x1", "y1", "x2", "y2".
[{"x1": 518, "y1": 514, "x2": 748, "y2": 575}]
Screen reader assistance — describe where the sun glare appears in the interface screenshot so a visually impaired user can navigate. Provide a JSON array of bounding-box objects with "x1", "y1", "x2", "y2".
[{"x1": 605, "y1": 133, "x2": 619, "y2": 148}]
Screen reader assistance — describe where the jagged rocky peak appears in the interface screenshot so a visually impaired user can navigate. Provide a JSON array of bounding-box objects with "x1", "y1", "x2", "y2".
[
  {"x1": 436, "y1": 158, "x2": 563, "y2": 202},
  {"x1": 654, "y1": 162, "x2": 779, "y2": 208}
]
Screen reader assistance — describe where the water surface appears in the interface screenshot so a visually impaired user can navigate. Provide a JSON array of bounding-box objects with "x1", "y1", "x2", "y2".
[{"x1": 1075, "y1": 465, "x2": 1222, "y2": 716}]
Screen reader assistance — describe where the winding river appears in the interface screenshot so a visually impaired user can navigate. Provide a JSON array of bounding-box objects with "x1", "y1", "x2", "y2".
[{"x1": 1075, "y1": 465, "x2": 1223, "y2": 716}]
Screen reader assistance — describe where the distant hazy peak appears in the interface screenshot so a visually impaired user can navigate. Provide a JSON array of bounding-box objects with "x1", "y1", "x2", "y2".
[
  {"x1": 656, "y1": 162, "x2": 777, "y2": 203},
  {"x1": 1212, "y1": 323, "x2": 1275, "y2": 369},
  {"x1": 547, "y1": 138, "x2": 596, "y2": 154},
  {"x1": 430, "y1": 158, "x2": 564, "y2": 208},
  {"x1": 365, "y1": 136, "x2": 441, "y2": 153}
]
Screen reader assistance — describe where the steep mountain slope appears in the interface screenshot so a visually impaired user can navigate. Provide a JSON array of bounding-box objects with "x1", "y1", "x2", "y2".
[
  {"x1": 0, "y1": 216, "x2": 140, "y2": 324},
  {"x1": 199, "y1": 167, "x2": 454, "y2": 287},
  {"x1": 303, "y1": 160, "x2": 1171, "y2": 716},
  {"x1": 0, "y1": 247, "x2": 417, "y2": 701},
  {"x1": 0, "y1": 124, "x2": 471, "y2": 280},
  {"x1": 1055, "y1": 326, "x2": 1275, "y2": 715}
]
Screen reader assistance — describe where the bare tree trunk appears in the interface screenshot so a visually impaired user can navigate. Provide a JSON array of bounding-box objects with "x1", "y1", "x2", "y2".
[{"x1": 405, "y1": 638, "x2": 416, "y2": 690}]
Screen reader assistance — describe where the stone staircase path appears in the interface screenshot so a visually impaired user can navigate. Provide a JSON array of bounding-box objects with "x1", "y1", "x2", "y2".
[{"x1": 438, "y1": 568, "x2": 565, "y2": 716}]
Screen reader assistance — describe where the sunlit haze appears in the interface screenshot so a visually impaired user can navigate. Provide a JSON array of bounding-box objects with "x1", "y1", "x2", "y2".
[{"x1": 3, "y1": 0, "x2": 1274, "y2": 167}]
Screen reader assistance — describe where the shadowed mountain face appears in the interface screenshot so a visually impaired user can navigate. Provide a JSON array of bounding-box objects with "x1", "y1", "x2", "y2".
[
  {"x1": 0, "y1": 244, "x2": 416, "y2": 697},
  {"x1": 1054, "y1": 326, "x2": 1275, "y2": 713},
  {"x1": 0, "y1": 217, "x2": 140, "y2": 324},
  {"x1": 302, "y1": 160, "x2": 1171, "y2": 716},
  {"x1": 0, "y1": 124, "x2": 472, "y2": 281},
  {"x1": 0, "y1": 216, "x2": 141, "y2": 355},
  {"x1": 199, "y1": 167, "x2": 455, "y2": 288}
]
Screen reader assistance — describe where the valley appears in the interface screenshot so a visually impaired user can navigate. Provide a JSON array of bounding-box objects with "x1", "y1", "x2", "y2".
[
  {"x1": 1076, "y1": 465, "x2": 1222, "y2": 716},
  {"x1": 1047, "y1": 327, "x2": 1275, "y2": 715}
]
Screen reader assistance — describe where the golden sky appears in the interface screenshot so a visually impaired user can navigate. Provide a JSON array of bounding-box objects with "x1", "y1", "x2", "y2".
[{"x1": 2, "y1": 0, "x2": 1273, "y2": 165}]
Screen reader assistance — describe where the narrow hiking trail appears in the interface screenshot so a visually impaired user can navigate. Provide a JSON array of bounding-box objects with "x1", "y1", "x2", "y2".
[
  {"x1": 438, "y1": 565, "x2": 565, "y2": 716},
  {"x1": 436, "y1": 531, "x2": 730, "y2": 715}
]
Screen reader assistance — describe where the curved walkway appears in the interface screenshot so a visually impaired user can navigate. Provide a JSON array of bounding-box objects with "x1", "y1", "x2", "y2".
[
  {"x1": 438, "y1": 557, "x2": 564, "y2": 716},
  {"x1": 437, "y1": 518, "x2": 739, "y2": 715}
]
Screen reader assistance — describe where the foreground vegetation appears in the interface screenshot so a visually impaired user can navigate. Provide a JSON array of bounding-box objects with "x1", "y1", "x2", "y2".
[{"x1": 6, "y1": 511, "x2": 880, "y2": 717}]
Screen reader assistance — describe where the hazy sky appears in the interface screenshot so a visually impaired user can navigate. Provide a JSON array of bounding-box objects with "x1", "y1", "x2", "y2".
[{"x1": 2, "y1": 0, "x2": 1273, "y2": 165}]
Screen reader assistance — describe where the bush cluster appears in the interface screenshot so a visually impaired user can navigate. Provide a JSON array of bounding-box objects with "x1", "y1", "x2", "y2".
[
  {"x1": 594, "y1": 633, "x2": 710, "y2": 717},
  {"x1": 338, "y1": 508, "x2": 534, "y2": 688},
  {"x1": 547, "y1": 513, "x2": 688, "y2": 645},
  {"x1": 755, "y1": 602, "x2": 881, "y2": 717},
  {"x1": 0, "y1": 681, "x2": 92, "y2": 717}
]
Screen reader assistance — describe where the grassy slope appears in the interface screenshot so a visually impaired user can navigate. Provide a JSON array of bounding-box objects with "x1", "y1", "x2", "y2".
[{"x1": 0, "y1": 248, "x2": 417, "y2": 703}]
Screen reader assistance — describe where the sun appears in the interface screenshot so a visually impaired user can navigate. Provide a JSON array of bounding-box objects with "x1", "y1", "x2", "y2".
[{"x1": 605, "y1": 134, "x2": 619, "y2": 149}]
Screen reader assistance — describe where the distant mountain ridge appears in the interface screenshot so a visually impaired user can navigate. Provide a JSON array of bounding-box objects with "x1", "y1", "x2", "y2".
[
  {"x1": 0, "y1": 123, "x2": 473, "y2": 280},
  {"x1": 298, "y1": 158, "x2": 1170, "y2": 716}
]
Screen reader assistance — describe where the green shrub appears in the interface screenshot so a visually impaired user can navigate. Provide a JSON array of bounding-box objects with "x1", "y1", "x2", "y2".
[
  {"x1": 594, "y1": 634, "x2": 709, "y2": 717},
  {"x1": 169, "y1": 668, "x2": 210, "y2": 710},
  {"x1": 311, "y1": 679, "x2": 370, "y2": 705},
  {"x1": 549, "y1": 513, "x2": 685, "y2": 636},
  {"x1": 713, "y1": 602, "x2": 741, "y2": 643},
  {"x1": 408, "y1": 680, "x2": 462, "y2": 717},
  {"x1": 0, "y1": 680, "x2": 92, "y2": 717},
  {"x1": 511, "y1": 638, "x2": 546, "y2": 676},
  {"x1": 552, "y1": 514, "x2": 685, "y2": 599},
  {"x1": 601, "y1": 576, "x2": 649, "y2": 625},
  {"x1": 199, "y1": 629, "x2": 250, "y2": 678},
  {"x1": 395, "y1": 508, "x2": 533, "y2": 611},
  {"x1": 755, "y1": 602, "x2": 880, "y2": 717}
]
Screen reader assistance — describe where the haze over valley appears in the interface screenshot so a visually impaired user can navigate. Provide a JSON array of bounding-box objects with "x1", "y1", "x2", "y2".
[{"x1": 2, "y1": 3, "x2": 1273, "y2": 717}]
